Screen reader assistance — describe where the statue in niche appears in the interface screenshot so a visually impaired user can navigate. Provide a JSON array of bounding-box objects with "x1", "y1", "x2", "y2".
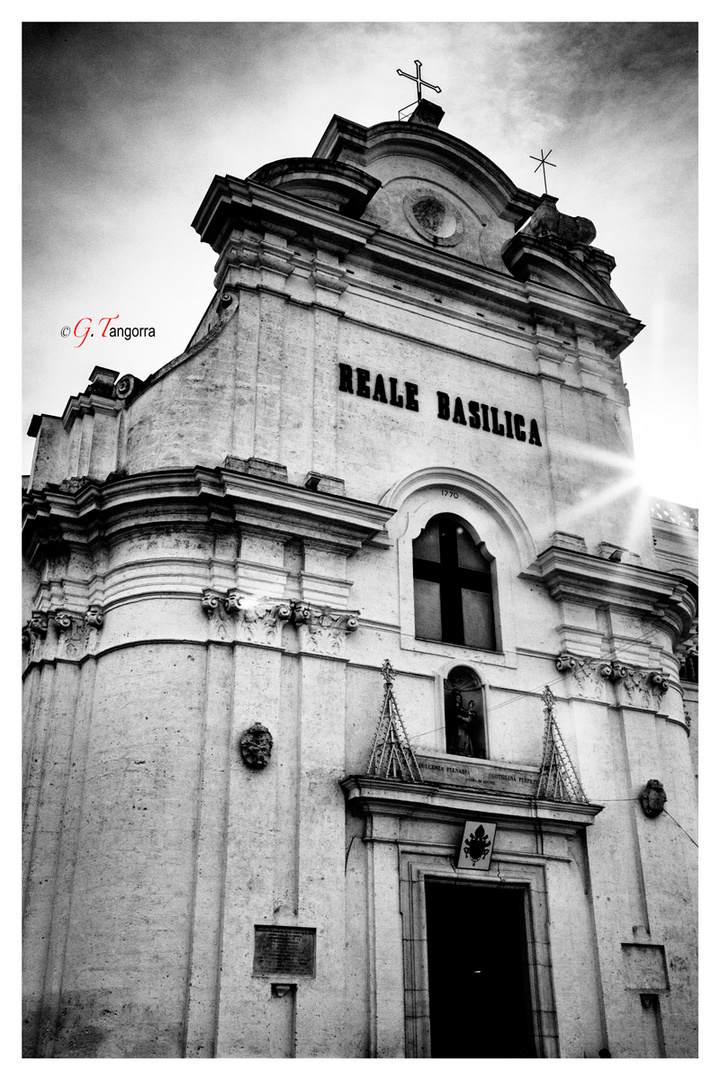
[
  {"x1": 240, "y1": 723, "x2": 274, "y2": 769},
  {"x1": 450, "y1": 691, "x2": 474, "y2": 758},
  {"x1": 444, "y1": 667, "x2": 487, "y2": 759}
]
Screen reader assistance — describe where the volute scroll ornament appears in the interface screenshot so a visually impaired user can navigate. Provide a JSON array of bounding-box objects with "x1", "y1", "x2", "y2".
[
  {"x1": 647, "y1": 671, "x2": 669, "y2": 695},
  {"x1": 84, "y1": 605, "x2": 104, "y2": 629},
  {"x1": 201, "y1": 589, "x2": 224, "y2": 616},
  {"x1": 52, "y1": 610, "x2": 75, "y2": 632},
  {"x1": 28, "y1": 612, "x2": 48, "y2": 638},
  {"x1": 297, "y1": 606, "x2": 362, "y2": 656},
  {"x1": 114, "y1": 374, "x2": 139, "y2": 400},
  {"x1": 289, "y1": 601, "x2": 312, "y2": 627},
  {"x1": 555, "y1": 652, "x2": 670, "y2": 706},
  {"x1": 273, "y1": 603, "x2": 293, "y2": 624}
]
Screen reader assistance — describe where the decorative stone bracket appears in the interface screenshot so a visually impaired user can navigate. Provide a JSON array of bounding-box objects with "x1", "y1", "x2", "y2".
[
  {"x1": 201, "y1": 588, "x2": 291, "y2": 645},
  {"x1": 23, "y1": 606, "x2": 105, "y2": 659},
  {"x1": 201, "y1": 590, "x2": 359, "y2": 655},
  {"x1": 555, "y1": 653, "x2": 669, "y2": 707},
  {"x1": 293, "y1": 602, "x2": 359, "y2": 657}
]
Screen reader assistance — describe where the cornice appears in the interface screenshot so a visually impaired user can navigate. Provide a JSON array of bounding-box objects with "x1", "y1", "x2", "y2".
[
  {"x1": 339, "y1": 775, "x2": 602, "y2": 834},
  {"x1": 192, "y1": 174, "x2": 378, "y2": 254},
  {"x1": 61, "y1": 392, "x2": 122, "y2": 429},
  {"x1": 22, "y1": 465, "x2": 395, "y2": 563},
  {"x1": 191, "y1": 173, "x2": 644, "y2": 350},
  {"x1": 526, "y1": 545, "x2": 696, "y2": 640}
]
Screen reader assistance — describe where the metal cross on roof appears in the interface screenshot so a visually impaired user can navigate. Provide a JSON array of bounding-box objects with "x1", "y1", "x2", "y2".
[
  {"x1": 530, "y1": 148, "x2": 556, "y2": 195},
  {"x1": 397, "y1": 59, "x2": 441, "y2": 103}
]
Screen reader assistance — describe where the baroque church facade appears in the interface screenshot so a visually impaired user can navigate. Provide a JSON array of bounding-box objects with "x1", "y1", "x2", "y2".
[{"x1": 22, "y1": 96, "x2": 698, "y2": 1058}]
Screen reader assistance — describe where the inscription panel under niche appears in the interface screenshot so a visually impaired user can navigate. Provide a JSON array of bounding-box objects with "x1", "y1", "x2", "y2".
[{"x1": 253, "y1": 925, "x2": 317, "y2": 978}]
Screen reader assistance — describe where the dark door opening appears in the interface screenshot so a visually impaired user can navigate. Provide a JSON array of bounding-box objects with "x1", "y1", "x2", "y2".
[{"x1": 425, "y1": 880, "x2": 537, "y2": 1058}]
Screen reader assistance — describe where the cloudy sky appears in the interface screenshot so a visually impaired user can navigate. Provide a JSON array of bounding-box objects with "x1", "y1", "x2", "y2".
[{"x1": 22, "y1": 18, "x2": 698, "y2": 506}]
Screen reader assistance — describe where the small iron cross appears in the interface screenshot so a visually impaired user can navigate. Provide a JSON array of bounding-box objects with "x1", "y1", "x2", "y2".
[
  {"x1": 397, "y1": 59, "x2": 441, "y2": 103},
  {"x1": 530, "y1": 148, "x2": 556, "y2": 195},
  {"x1": 381, "y1": 659, "x2": 396, "y2": 687},
  {"x1": 541, "y1": 685, "x2": 556, "y2": 711}
]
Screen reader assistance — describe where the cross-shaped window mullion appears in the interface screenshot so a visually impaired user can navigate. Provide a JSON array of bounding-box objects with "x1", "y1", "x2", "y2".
[{"x1": 414, "y1": 545, "x2": 491, "y2": 646}]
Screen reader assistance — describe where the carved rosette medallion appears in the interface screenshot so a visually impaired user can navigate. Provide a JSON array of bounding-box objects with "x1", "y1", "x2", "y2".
[
  {"x1": 555, "y1": 653, "x2": 671, "y2": 708},
  {"x1": 403, "y1": 189, "x2": 464, "y2": 247}
]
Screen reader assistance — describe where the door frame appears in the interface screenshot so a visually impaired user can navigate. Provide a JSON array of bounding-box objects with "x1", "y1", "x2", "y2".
[{"x1": 399, "y1": 850, "x2": 559, "y2": 1058}]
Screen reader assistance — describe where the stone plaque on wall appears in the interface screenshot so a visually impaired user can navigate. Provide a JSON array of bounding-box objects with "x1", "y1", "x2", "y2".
[
  {"x1": 253, "y1": 926, "x2": 316, "y2": 978},
  {"x1": 417, "y1": 753, "x2": 539, "y2": 796},
  {"x1": 621, "y1": 944, "x2": 669, "y2": 991}
]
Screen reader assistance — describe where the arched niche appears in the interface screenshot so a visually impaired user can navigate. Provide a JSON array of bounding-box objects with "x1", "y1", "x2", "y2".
[{"x1": 443, "y1": 665, "x2": 487, "y2": 759}]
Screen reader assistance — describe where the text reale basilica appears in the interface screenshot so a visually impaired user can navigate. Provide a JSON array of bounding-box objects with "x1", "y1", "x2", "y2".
[{"x1": 338, "y1": 363, "x2": 542, "y2": 446}]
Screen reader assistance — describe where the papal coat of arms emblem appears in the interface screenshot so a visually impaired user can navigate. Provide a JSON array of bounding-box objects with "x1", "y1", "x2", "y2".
[{"x1": 457, "y1": 820, "x2": 497, "y2": 870}]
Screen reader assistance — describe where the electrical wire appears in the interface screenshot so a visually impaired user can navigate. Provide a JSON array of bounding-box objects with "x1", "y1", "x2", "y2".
[{"x1": 406, "y1": 624, "x2": 684, "y2": 744}]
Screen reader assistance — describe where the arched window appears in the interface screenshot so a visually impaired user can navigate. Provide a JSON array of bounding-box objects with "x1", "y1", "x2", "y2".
[
  {"x1": 413, "y1": 515, "x2": 496, "y2": 650},
  {"x1": 443, "y1": 666, "x2": 487, "y2": 759}
]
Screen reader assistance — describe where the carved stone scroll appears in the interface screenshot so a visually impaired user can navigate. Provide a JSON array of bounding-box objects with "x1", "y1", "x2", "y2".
[
  {"x1": 84, "y1": 605, "x2": 104, "y2": 629},
  {"x1": 200, "y1": 591, "x2": 359, "y2": 654},
  {"x1": 555, "y1": 652, "x2": 671, "y2": 708},
  {"x1": 50, "y1": 610, "x2": 91, "y2": 657},
  {"x1": 296, "y1": 604, "x2": 360, "y2": 657},
  {"x1": 201, "y1": 589, "x2": 230, "y2": 639},
  {"x1": 28, "y1": 612, "x2": 48, "y2": 638},
  {"x1": 201, "y1": 589, "x2": 292, "y2": 646}
]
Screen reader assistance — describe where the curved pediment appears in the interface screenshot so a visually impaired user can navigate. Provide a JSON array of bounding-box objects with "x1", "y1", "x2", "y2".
[
  {"x1": 311, "y1": 114, "x2": 540, "y2": 272},
  {"x1": 314, "y1": 114, "x2": 538, "y2": 226},
  {"x1": 229, "y1": 111, "x2": 629, "y2": 310},
  {"x1": 247, "y1": 156, "x2": 381, "y2": 216}
]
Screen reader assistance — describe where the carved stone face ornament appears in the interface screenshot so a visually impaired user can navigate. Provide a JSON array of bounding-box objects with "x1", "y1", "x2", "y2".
[
  {"x1": 240, "y1": 723, "x2": 274, "y2": 769},
  {"x1": 640, "y1": 779, "x2": 667, "y2": 818}
]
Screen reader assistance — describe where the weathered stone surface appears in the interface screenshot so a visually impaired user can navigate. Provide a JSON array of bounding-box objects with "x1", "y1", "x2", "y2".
[{"x1": 22, "y1": 104, "x2": 697, "y2": 1060}]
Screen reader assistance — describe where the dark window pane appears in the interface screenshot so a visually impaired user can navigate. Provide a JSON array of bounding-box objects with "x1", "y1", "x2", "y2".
[
  {"x1": 414, "y1": 578, "x2": 442, "y2": 641},
  {"x1": 461, "y1": 589, "x2": 495, "y2": 650},
  {"x1": 413, "y1": 522, "x2": 441, "y2": 562},
  {"x1": 412, "y1": 515, "x2": 497, "y2": 650},
  {"x1": 456, "y1": 526, "x2": 490, "y2": 571}
]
